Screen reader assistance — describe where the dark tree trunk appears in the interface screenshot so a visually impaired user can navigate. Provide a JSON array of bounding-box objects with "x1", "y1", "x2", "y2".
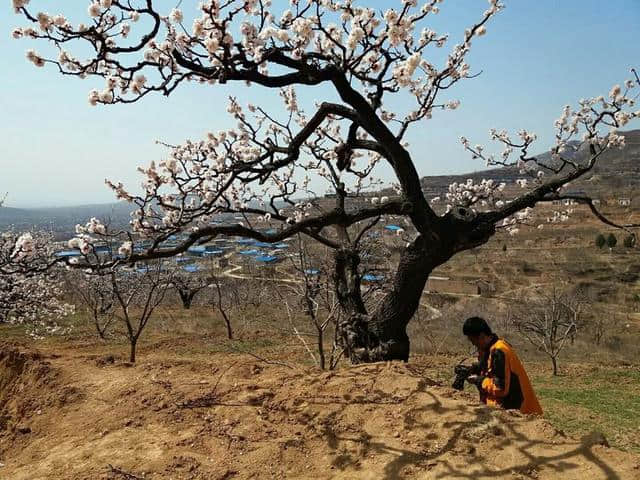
[
  {"x1": 333, "y1": 248, "x2": 367, "y2": 315},
  {"x1": 93, "y1": 312, "x2": 108, "y2": 340},
  {"x1": 212, "y1": 279, "x2": 233, "y2": 339},
  {"x1": 178, "y1": 290, "x2": 194, "y2": 309},
  {"x1": 317, "y1": 326, "x2": 325, "y2": 370},
  {"x1": 551, "y1": 356, "x2": 558, "y2": 376},
  {"x1": 367, "y1": 241, "x2": 436, "y2": 362},
  {"x1": 95, "y1": 323, "x2": 106, "y2": 340},
  {"x1": 223, "y1": 313, "x2": 233, "y2": 340},
  {"x1": 336, "y1": 236, "x2": 441, "y2": 363},
  {"x1": 335, "y1": 213, "x2": 495, "y2": 363},
  {"x1": 129, "y1": 338, "x2": 137, "y2": 363}
]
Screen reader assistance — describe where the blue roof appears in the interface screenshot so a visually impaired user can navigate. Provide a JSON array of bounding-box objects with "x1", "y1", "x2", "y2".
[
  {"x1": 304, "y1": 269, "x2": 320, "y2": 275},
  {"x1": 55, "y1": 250, "x2": 81, "y2": 257},
  {"x1": 253, "y1": 241, "x2": 270, "y2": 248},
  {"x1": 202, "y1": 250, "x2": 224, "y2": 256},
  {"x1": 362, "y1": 274, "x2": 383, "y2": 282},
  {"x1": 256, "y1": 255, "x2": 278, "y2": 263},
  {"x1": 188, "y1": 246, "x2": 206, "y2": 253},
  {"x1": 176, "y1": 257, "x2": 191, "y2": 263},
  {"x1": 238, "y1": 249, "x2": 260, "y2": 255},
  {"x1": 234, "y1": 238, "x2": 255, "y2": 244},
  {"x1": 182, "y1": 265, "x2": 201, "y2": 273},
  {"x1": 384, "y1": 225, "x2": 403, "y2": 231},
  {"x1": 274, "y1": 243, "x2": 289, "y2": 249},
  {"x1": 262, "y1": 229, "x2": 277, "y2": 234},
  {"x1": 136, "y1": 265, "x2": 164, "y2": 274}
]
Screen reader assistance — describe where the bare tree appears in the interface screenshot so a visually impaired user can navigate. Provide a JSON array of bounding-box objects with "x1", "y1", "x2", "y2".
[
  {"x1": 64, "y1": 270, "x2": 115, "y2": 339},
  {"x1": 209, "y1": 274, "x2": 234, "y2": 340},
  {"x1": 13, "y1": 2, "x2": 640, "y2": 362},
  {"x1": 110, "y1": 261, "x2": 173, "y2": 363},
  {"x1": 282, "y1": 235, "x2": 343, "y2": 369},
  {"x1": 513, "y1": 287, "x2": 588, "y2": 375},
  {"x1": 169, "y1": 264, "x2": 209, "y2": 309}
]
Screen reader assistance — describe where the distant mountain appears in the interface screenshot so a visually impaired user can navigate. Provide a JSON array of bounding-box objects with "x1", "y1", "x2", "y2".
[
  {"x1": 0, "y1": 202, "x2": 133, "y2": 239},
  {"x1": 419, "y1": 129, "x2": 640, "y2": 199}
]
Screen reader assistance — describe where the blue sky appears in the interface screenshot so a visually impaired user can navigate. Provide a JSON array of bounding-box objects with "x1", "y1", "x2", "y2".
[{"x1": 1, "y1": 1, "x2": 639, "y2": 208}]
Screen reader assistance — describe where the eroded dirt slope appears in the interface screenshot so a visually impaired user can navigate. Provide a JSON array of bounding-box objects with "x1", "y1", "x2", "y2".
[{"x1": 1, "y1": 344, "x2": 638, "y2": 480}]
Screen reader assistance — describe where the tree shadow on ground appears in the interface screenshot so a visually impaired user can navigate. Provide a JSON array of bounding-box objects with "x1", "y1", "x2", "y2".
[{"x1": 317, "y1": 381, "x2": 623, "y2": 480}]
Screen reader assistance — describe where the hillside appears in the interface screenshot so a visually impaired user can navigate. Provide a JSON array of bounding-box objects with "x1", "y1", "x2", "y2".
[
  {"x1": 420, "y1": 129, "x2": 640, "y2": 200},
  {"x1": 1, "y1": 342, "x2": 638, "y2": 480},
  {"x1": 0, "y1": 203, "x2": 133, "y2": 239}
]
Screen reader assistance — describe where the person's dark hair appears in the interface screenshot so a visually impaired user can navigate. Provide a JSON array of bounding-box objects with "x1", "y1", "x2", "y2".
[{"x1": 463, "y1": 316, "x2": 493, "y2": 337}]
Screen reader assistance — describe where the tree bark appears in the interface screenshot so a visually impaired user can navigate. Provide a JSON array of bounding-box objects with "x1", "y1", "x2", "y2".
[
  {"x1": 335, "y1": 214, "x2": 495, "y2": 363},
  {"x1": 333, "y1": 248, "x2": 367, "y2": 315},
  {"x1": 336, "y1": 236, "x2": 441, "y2": 363},
  {"x1": 178, "y1": 290, "x2": 193, "y2": 309},
  {"x1": 129, "y1": 338, "x2": 137, "y2": 363},
  {"x1": 317, "y1": 326, "x2": 325, "y2": 370}
]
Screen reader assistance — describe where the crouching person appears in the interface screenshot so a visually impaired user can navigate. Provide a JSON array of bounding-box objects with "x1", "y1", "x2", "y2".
[{"x1": 463, "y1": 316, "x2": 543, "y2": 415}]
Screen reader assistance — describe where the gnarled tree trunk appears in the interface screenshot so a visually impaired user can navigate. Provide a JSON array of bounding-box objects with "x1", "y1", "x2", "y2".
[{"x1": 336, "y1": 214, "x2": 495, "y2": 363}]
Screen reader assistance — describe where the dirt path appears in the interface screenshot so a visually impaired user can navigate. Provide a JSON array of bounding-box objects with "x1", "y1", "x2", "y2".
[{"x1": 1, "y1": 345, "x2": 639, "y2": 479}]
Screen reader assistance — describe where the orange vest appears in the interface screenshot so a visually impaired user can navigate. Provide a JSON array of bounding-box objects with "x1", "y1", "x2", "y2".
[{"x1": 479, "y1": 338, "x2": 543, "y2": 415}]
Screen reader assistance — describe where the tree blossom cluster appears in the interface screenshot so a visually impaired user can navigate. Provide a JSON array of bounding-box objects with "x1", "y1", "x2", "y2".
[
  {"x1": 455, "y1": 70, "x2": 640, "y2": 232},
  {"x1": 83, "y1": 90, "x2": 392, "y2": 257},
  {"x1": 12, "y1": 0, "x2": 504, "y2": 249},
  {"x1": 0, "y1": 229, "x2": 74, "y2": 332},
  {"x1": 12, "y1": 1, "x2": 639, "y2": 249},
  {"x1": 13, "y1": 0, "x2": 501, "y2": 133}
]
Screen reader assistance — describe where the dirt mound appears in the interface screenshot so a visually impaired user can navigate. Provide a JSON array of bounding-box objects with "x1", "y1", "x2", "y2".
[
  {"x1": 0, "y1": 345, "x2": 83, "y2": 459},
  {"x1": 1, "y1": 349, "x2": 638, "y2": 479}
]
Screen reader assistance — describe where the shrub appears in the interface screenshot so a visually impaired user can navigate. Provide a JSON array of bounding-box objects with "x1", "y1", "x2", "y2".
[
  {"x1": 595, "y1": 234, "x2": 606, "y2": 249},
  {"x1": 606, "y1": 233, "x2": 617, "y2": 249},
  {"x1": 605, "y1": 335, "x2": 623, "y2": 352},
  {"x1": 623, "y1": 234, "x2": 636, "y2": 248}
]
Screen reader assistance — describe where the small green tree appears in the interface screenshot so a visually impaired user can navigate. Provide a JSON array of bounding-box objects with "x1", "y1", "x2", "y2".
[
  {"x1": 595, "y1": 234, "x2": 606, "y2": 249},
  {"x1": 623, "y1": 234, "x2": 636, "y2": 248},
  {"x1": 502, "y1": 244, "x2": 508, "y2": 252},
  {"x1": 606, "y1": 233, "x2": 618, "y2": 250}
]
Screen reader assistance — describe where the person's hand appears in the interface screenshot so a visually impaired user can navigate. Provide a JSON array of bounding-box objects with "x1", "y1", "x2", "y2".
[{"x1": 466, "y1": 375, "x2": 482, "y2": 386}]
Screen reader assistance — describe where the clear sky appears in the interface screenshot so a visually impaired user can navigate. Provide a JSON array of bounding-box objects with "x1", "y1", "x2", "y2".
[{"x1": 1, "y1": 1, "x2": 639, "y2": 208}]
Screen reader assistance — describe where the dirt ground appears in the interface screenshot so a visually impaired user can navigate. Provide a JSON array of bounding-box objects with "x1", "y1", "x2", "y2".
[{"x1": 1, "y1": 340, "x2": 639, "y2": 480}]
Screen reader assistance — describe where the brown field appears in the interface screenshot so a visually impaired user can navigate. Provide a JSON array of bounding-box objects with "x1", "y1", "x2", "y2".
[{"x1": 2, "y1": 332, "x2": 639, "y2": 480}]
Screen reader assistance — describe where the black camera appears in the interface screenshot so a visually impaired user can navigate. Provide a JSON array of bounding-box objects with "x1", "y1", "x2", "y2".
[{"x1": 452, "y1": 362, "x2": 480, "y2": 390}]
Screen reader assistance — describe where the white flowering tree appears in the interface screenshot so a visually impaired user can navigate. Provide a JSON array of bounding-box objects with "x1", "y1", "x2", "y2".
[
  {"x1": 0, "y1": 230, "x2": 73, "y2": 332},
  {"x1": 13, "y1": 0, "x2": 640, "y2": 361}
]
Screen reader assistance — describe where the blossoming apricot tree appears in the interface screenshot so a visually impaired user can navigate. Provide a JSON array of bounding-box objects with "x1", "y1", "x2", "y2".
[
  {"x1": 0, "y1": 230, "x2": 73, "y2": 332},
  {"x1": 13, "y1": 0, "x2": 640, "y2": 361}
]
